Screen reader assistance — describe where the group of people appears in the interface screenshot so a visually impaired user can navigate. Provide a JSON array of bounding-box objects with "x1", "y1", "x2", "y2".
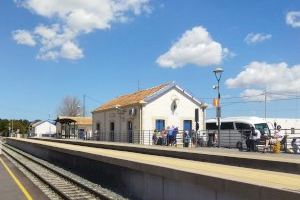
[
  {"x1": 152, "y1": 128, "x2": 203, "y2": 147},
  {"x1": 245, "y1": 125, "x2": 285, "y2": 152},
  {"x1": 183, "y1": 130, "x2": 198, "y2": 147},
  {"x1": 152, "y1": 126, "x2": 179, "y2": 146}
]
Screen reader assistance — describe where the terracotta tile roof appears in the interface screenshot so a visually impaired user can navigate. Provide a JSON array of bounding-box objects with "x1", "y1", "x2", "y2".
[
  {"x1": 58, "y1": 116, "x2": 92, "y2": 125},
  {"x1": 93, "y1": 83, "x2": 168, "y2": 112}
]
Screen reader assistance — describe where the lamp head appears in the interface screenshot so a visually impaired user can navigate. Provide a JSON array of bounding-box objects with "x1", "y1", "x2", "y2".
[{"x1": 213, "y1": 67, "x2": 224, "y2": 81}]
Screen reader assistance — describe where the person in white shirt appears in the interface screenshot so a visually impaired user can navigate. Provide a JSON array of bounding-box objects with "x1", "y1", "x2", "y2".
[
  {"x1": 248, "y1": 127, "x2": 261, "y2": 151},
  {"x1": 265, "y1": 125, "x2": 284, "y2": 150}
]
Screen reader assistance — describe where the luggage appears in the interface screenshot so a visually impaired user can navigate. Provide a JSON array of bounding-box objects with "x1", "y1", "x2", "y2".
[{"x1": 273, "y1": 141, "x2": 281, "y2": 153}]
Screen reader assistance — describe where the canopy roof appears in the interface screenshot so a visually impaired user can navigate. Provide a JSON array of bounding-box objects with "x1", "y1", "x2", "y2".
[{"x1": 55, "y1": 116, "x2": 92, "y2": 125}]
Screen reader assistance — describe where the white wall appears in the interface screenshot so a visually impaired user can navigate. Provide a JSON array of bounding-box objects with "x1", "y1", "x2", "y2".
[
  {"x1": 34, "y1": 122, "x2": 56, "y2": 137},
  {"x1": 266, "y1": 118, "x2": 300, "y2": 129},
  {"x1": 142, "y1": 88, "x2": 203, "y2": 144},
  {"x1": 143, "y1": 88, "x2": 203, "y2": 130},
  {"x1": 93, "y1": 108, "x2": 141, "y2": 143}
]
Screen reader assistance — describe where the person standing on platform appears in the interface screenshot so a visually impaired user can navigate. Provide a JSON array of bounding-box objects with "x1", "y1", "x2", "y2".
[
  {"x1": 249, "y1": 127, "x2": 261, "y2": 151},
  {"x1": 264, "y1": 125, "x2": 284, "y2": 152}
]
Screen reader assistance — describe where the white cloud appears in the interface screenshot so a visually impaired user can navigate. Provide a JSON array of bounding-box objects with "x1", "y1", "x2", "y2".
[
  {"x1": 244, "y1": 33, "x2": 272, "y2": 44},
  {"x1": 13, "y1": 0, "x2": 151, "y2": 60},
  {"x1": 156, "y1": 26, "x2": 230, "y2": 68},
  {"x1": 226, "y1": 61, "x2": 300, "y2": 100},
  {"x1": 286, "y1": 11, "x2": 300, "y2": 28},
  {"x1": 12, "y1": 30, "x2": 36, "y2": 46},
  {"x1": 60, "y1": 41, "x2": 83, "y2": 60},
  {"x1": 240, "y1": 89, "x2": 265, "y2": 101},
  {"x1": 222, "y1": 48, "x2": 236, "y2": 59}
]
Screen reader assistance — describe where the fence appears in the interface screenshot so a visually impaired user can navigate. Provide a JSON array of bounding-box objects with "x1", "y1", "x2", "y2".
[
  {"x1": 0, "y1": 137, "x2": 2, "y2": 155},
  {"x1": 89, "y1": 128, "x2": 300, "y2": 153},
  {"x1": 23, "y1": 127, "x2": 300, "y2": 154}
]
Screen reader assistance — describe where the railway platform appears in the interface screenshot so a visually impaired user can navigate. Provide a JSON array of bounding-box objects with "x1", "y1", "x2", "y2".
[
  {"x1": 6, "y1": 138, "x2": 300, "y2": 200},
  {"x1": 0, "y1": 154, "x2": 49, "y2": 200},
  {"x1": 33, "y1": 138, "x2": 300, "y2": 174}
]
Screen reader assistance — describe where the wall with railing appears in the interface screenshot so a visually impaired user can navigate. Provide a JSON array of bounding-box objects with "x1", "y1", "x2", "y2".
[{"x1": 90, "y1": 128, "x2": 300, "y2": 153}]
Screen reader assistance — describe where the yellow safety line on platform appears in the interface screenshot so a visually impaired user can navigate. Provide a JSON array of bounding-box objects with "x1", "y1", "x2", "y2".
[{"x1": 0, "y1": 157, "x2": 33, "y2": 200}]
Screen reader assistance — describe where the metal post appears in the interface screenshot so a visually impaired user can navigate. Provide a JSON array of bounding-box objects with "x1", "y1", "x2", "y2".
[
  {"x1": 149, "y1": 130, "x2": 150, "y2": 145},
  {"x1": 213, "y1": 67, "x2": 223, "y2": 148},
  {"x1": 217, "y1": 80, "x2": 221, "y2": 148}
]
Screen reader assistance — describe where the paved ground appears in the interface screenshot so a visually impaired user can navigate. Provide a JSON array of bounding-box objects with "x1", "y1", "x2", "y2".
[
  {"x1": 57, "y1": 138, "x2": 300, "y2": 163},
  {"x1": 0, "y1": 154, "x2": 49, "y2": 200},
  {"x1": 15, "y1": 138, "x2": 300, "y2": 193}
]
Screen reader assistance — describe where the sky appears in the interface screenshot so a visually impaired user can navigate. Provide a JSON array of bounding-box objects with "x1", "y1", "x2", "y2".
[{"x1": 1, "y1": 0, "x2": 300, "y2": 121}]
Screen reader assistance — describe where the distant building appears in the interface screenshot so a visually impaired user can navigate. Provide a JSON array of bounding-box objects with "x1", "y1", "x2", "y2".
[
  {"x1": 266, "y1": 118, "x2": 300, "y2": 130},
  {"x1": 92, "y1": 82, "x2": 207, "y2": 144},
  {"x1": 55, "y1": 116, "x2": 92, "y2": 139},
  {"x1": 29, "y1": 120, "x2": 56, "y2": 137}
]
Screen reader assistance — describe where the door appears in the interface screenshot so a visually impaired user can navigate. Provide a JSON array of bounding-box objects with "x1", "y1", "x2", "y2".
[
  {"x1": 155, "y1": 120, "x2": 165, "y2": 131},
  {"x1": 128, "y1": 121, "x2": 133, "y2": 143},
  {"x1": 110, "y1": 122, "x2": 115, "y2": 142},
  {"x1": 183, "y1": 120, "x2": 192, "y2": 131}
]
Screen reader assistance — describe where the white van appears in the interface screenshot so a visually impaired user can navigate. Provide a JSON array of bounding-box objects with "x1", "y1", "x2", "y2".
[{"x1": 206, "y1": 117, "x2": 270, "y2": 148}]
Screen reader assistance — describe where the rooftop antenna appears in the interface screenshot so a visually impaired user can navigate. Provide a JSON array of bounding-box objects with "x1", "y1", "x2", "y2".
[{"x1": 138, "y1": 80, "x2": 140, "y2": 91}]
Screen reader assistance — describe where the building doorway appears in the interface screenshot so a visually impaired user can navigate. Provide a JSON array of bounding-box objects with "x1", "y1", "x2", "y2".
[
  {"x1": 110, "y1": 122, "x2": 115, "y2": 142},
  {"x1": 183, "y1": 120, "x2": 192, "y2": 131},
  {"x1": 128, "y1": 121, "x2": 133, "y2": 143},
  {"x1": 155, "y1": 119, "x2": 165, "y2": 131}
]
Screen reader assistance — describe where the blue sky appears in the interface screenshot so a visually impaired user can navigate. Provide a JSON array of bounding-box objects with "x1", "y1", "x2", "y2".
[{"x1": 1, "y1": 0, "x2": 300, "y2": 120}]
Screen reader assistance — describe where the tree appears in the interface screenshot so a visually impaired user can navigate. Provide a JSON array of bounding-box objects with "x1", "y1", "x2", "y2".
[
  {"x1": 0, "y1": 119, "x2": 9, "y2": 136},
  {"x1": 0, "y1": 119, "x2": 30, "y2": 136},
  {"x1": 57, "y1": 96, "x2": 82, "y2": 117}
]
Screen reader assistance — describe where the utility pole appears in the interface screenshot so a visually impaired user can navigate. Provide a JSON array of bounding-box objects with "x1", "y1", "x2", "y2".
[
  {"x1": 83, "y1": 94, "x2": 86, "y2": 117},
  {"x1": 264, "y1": 89, "x2": 267, "y2": 120},
  {"x1": 11, "y1": 119, "x2": 14, "y2": 137}
]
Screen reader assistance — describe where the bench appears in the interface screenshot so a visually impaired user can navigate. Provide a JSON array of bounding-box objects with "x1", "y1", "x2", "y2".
[{"x1": 256, "y1": 135, "x2": 287, "y2": 153}]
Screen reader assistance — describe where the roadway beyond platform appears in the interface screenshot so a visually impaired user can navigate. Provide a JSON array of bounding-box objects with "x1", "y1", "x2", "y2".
[
  {"x1": 0, "y1": 154, "x2": 49, "y2": 200},
  {"x1": 33, "y1": 138, "x2": 300, "y2": 175},
  {"x1": 6, "y1": 138, "x2": 300, "y2": 200}
]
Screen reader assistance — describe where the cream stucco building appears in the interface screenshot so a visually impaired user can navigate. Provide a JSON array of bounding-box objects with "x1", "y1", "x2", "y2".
[{"x1": 92, "y1": 82, "x2": 207, "y2": 144}]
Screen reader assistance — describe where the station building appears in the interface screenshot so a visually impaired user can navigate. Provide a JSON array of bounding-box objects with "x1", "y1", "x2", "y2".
[{"x1": 92, "y1": 82, "x2": 207, "y2": 144}]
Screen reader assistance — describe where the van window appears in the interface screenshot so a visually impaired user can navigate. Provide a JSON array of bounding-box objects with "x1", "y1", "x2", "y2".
[
  {"x1": 221, "y1": 122, "x2": 234, "y2": 130},
  {"x1": 254, "y1": 123, "x2": 269, "y2": 134},
  {"x1": 206, "y1": 123, "x2": 218, "y2": 130},
  {"x1": 236, "y1": 123, "x2": 251, "y2": 130}
]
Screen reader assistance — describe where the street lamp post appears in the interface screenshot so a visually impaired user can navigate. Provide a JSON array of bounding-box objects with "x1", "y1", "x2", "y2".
[{"x1": 213, "y1": 67, "x2": 223, "y2": 148}]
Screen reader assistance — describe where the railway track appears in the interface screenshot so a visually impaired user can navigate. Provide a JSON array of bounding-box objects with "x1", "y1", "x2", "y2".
[{"x1": 2, "y1": 144, "x2": 126, "y2": 200}]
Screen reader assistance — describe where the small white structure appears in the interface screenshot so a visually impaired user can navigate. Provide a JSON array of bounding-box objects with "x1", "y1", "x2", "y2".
[
  {"x1": 29, "y1": 120, "x2": 56, "y2": 137},
  {"x1": 92, "y1": 82, "x2": 207, "y2": 144}
]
